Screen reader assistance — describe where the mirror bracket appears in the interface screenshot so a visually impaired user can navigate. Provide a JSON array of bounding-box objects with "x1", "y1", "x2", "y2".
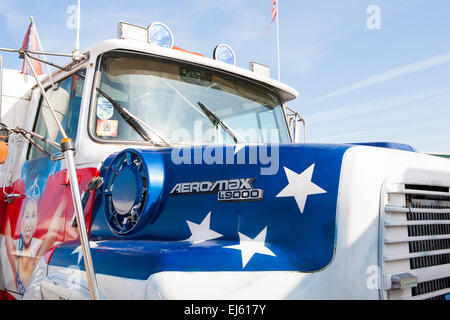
[{"x1": 285, "y1": 105, "x2": 307, "y2": 143}]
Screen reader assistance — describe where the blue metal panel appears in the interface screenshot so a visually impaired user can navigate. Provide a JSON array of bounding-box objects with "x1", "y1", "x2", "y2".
[
  {"x1": 50, "y1": 143, "x2": 351, "y2": 278},
  {"x1": 349, "y1": 142, "x2": 417, "y2": 152}
]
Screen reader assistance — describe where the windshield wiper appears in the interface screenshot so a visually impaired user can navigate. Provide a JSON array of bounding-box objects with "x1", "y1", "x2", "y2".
[
  {"x1": 96, "y1": 87, "x2": 170, "y2": 147},
  {"x1": 197, "y1": 102, "x2": 246, "y2": 144}
]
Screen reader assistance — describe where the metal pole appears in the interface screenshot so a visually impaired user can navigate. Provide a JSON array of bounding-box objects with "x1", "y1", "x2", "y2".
[
  {"x1": 0, "y1": 47, "x2": 20, "y2": 53},
  {"x1": 190, "y1": 0, "x2": 193, "y2": 51},
  {"x1": 22, "y1": 48, "x2": 75, "y2": 57},
  {"x1": 64, "y1": 146, "x2": 100, "y2": 300},
  {"x1": 24, "y1": 53, "x2": 99, "y2": 300},
  {"x1": 0, "y1": 47, "x2": 80, "y2": 58},
  {"x1": 302, "y1": 118, "x2": 307, "y2": 143},
  {"x1": 24, "y1": 54, "x2": 67, "y2": 140},
  {"x1": 75, "y1": 0, "x2": 81, "y2": 52},
  {"x1": 276, "y1": 0, "x2": 281, "y2": 81}
]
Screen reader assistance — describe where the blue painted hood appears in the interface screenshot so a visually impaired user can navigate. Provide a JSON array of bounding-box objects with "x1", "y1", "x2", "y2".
[{"x1": 51, "y1": 143, "x2": 351, "y2": 278}]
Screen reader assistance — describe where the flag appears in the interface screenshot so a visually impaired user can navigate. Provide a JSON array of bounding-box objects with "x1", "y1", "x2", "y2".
[
  {"x1": 20, "y1": 18, "x2": 43, "y2": 76},
  {"x1": 266, "y1": 0, "x2": 278, "y2": 36},
  {"x1": 271, "y1": 0, "x2": 278, "y2": 23}
]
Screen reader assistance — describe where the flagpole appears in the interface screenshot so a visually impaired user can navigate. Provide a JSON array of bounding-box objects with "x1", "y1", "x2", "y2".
[
  {"x1": 190, "y1": 0, "x2": 193, "y2": 51},
  {"x1": 276, "y1": 0, "x2": 280, "y2": 81}
]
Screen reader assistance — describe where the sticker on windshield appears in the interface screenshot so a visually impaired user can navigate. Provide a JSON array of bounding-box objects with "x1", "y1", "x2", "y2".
[
  {"x1": 97, "y1": 119, "x2": 118, "y2": 137},
  {"x1": 97, "y1": 97, "x2": 114, "y2": 120}
]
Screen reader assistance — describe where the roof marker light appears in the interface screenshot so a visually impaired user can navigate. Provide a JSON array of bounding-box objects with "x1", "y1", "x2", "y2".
[
  {"x1": 213, "y1": 44, "x2": 236, "y2": 65},
  {"x1": 147, "y1": 22, "x2": 174, "y2": 49},
  {"x1": 250, "y1": 62, "x2": 271, "y2": 78},
  {"x1": 118, "y1": 22, "x2": 148, "y2": 42}
]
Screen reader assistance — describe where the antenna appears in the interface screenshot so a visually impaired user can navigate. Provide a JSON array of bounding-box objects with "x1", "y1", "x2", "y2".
[
  {"x1": 276, "y1": 0, "x2": 280, "y2": 81},
  {"x1": 72, "y1": 0, "x2": 82, "y2": 61}
]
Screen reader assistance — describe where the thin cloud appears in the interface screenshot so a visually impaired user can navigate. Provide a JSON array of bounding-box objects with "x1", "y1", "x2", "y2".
[
  {"x1": 304, "y1": 87, "x2": 450, "y2": 125},
  {"x1": 310, "y1": 118, "x2": 449, "y2": 143},
  {"x1": 305, "y1": 51, "x2": 450, "y2": 104},
  {"x1": 308, "y1": 130, "x2": 371, "y2": 142}
]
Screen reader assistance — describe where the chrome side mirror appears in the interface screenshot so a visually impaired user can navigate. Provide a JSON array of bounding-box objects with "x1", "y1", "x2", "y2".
[{"x1": 285, "y1": 105, "x2": 306, "y2": 143}]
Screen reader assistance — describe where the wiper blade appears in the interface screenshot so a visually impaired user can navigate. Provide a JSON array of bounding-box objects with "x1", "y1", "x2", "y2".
[
  {"x1": 96, "y1": 87, "x2": 170, "y2": 147},
  {"x1": 197, "y1": 102, "x2": 246, "y2": 144},
  {"x1": 96, "y1": 87, "x2": 152, "y2": 142}
]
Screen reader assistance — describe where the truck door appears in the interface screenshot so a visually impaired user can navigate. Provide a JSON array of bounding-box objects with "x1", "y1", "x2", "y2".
[{"x1": 1, "y1": 71, "x2": 85, "y2": 298}]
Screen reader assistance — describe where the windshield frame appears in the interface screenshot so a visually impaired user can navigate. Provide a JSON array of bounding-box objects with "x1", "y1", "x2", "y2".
[{"x1": 88, "y1": 49, "x2": 293, "y2": 146}]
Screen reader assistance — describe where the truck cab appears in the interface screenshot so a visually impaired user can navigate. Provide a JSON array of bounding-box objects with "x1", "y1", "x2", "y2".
[{"x1": 0, "y1": 23, "x2": 449, "y2": 300}]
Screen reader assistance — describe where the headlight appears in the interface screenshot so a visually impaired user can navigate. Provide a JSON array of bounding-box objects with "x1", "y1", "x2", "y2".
[{"x1": 102, "y1": 149, "x2": 164, "y2": 235}]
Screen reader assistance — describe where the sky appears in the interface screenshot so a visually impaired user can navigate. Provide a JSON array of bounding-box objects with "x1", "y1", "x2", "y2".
[{"x1": 0, "y1": 0, "x2": 449, "y2": 154}]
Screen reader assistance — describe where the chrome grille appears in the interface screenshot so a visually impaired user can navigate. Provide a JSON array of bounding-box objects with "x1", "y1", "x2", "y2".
[
  {"x1": 381, "y1": 183, "x2": 450, "y2": 300},
  {"x1": 406, "y1": 191, "x2": 450, "y2": 299},
  {"x1": 412, "y1": 277, "x2": 450, "y2": 300}
]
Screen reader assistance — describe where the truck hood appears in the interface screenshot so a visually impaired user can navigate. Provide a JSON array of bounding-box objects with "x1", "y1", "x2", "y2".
[{"x1": 52, "y1": 143, "x2": 350, "y2": 278}]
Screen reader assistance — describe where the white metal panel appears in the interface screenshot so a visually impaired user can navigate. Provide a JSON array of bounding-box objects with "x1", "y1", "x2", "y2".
[
  {"x1": 39, "y1": 39, "x2": 299, "y2": 103},
  {"x1": 0, "y1": 69, "x2": 35, "y2": 130},
  {"x1": 139, "y1": 147, "x2": 450, "y2": 300},
  {"x1": 43, "y1": 265, "x2": 147, "y2": 300}
]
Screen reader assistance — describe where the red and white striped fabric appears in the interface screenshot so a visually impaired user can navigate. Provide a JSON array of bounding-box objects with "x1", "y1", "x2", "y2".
[
  {"x1": 20, "y1": 19, "x2": 43, "y2": 76},
  {"x1": 266, "y1": 0, "x2": 278, "y2": 35},
  {"x1": 271, "y1": 0, "x2": 278, "y2": 23}
]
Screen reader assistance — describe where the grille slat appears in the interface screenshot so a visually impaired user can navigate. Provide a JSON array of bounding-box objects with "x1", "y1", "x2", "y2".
[
  {"x1": 384, "y1": 234, "x2": 450, "y2": 244},
  {"x1": 384, "y1": 249, "x2": 450, "y2": 262},
  {"x1": 385, "y1": 220, "x2": 450, "y2": 226},
  {"x1": 411, "y1": 278, "x2": 450, "y2": 300}
]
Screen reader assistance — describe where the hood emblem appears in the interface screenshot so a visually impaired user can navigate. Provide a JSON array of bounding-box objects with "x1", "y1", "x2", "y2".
[{"x1": 170, "y1": 178, "x2": 263, "y2": 202}]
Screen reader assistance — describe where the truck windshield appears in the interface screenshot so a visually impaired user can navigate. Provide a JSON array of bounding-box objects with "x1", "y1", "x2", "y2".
[{"x1": 92, "y1": 51, "x2": 291, "y2": 145}]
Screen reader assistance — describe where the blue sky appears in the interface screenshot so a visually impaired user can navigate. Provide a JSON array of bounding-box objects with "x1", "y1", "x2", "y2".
[{"x1": 0, "y1": 0, "x2": 449, "y2": 154}]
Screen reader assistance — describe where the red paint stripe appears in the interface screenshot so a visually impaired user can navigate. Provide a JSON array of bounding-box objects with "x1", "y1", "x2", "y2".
[
  {"x1": 172, "y1": 46, "x2": 205, "y2": 57},
  {"x1": 44, "y1": 244, "x2": 60, "y2": 265}
]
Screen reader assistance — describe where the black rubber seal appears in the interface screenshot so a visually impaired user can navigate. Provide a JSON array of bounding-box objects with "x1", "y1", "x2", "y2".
[{"x1": 61, "y1": 139, "x2": 75, "y2": 152}]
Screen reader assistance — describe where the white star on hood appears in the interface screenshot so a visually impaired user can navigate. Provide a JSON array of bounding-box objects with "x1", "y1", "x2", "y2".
[
  {"x1": 71, "y1": 241, "x2": 99, "y2": 265},
  {"x1": 225, "y1": 227, "x2": 276, "y2": 268},
  {"x1": 276, "y1": 164, "x2": 327, "y2": 214},
  {"x1": 185, "y1": 212, "x2": 223, "y2": 244}
]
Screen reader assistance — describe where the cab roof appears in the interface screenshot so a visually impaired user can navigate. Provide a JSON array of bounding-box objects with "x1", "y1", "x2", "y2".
[{"x1": 46, "y1": 39, "x2": 299, "y2": 103}]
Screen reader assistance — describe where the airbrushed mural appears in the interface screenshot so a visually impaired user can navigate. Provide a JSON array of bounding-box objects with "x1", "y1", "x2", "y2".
[
  {"x1": 1, "y1": 158, "x2": 62, "y2": 295},
  {"x1": 0, "y1": 157, "x2": 97, "y2": 297}
]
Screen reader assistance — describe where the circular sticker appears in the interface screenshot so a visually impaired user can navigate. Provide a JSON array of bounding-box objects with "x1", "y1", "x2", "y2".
[{"x1": 97, "y1": 97, "x2": 114, "y2": 120}]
